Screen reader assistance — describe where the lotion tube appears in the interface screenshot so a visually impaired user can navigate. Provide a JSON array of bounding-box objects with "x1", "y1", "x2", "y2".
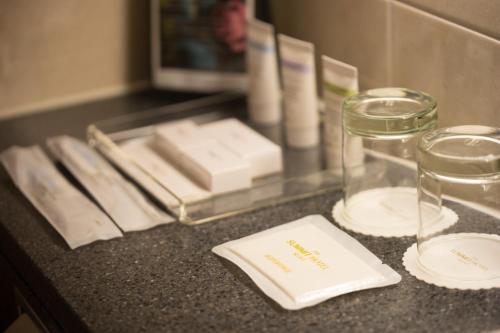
[
  {"x1": 321, "y1": 55, "x2": 363, "y2": 170},
  {"x1": 278, "y1": 34, "x2": 319, "y2": 148},
  {"x1": 247, "y1": 19, "x2": 281, "y2": 125}
]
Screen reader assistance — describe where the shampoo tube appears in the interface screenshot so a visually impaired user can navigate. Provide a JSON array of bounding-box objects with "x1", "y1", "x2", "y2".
[
  {"x1": 247, "y1": 19, "x2": 281, "y2": 125},
  {"x1": 322, "y1": 55, "x2": 364, "y2": 171},
  {"x1": 278, "y1": 34, "x2": 319, "y2": 148}
]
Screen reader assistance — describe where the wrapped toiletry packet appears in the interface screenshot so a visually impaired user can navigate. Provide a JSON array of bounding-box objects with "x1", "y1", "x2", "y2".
[
  {"x1": 213, "y1": 215, "x2": 401, "y2": 310},
  {"x1": 0, "y1": 145, "x2": 123, "y2": 249},
  {"x1": 47, "y1": 136, "x2": 175, "y2": 232},
  {"x1": 99, "y1": 138, "x2": 188, "y2": 209},
  {"x1": 120, "y1": 138, "x2": 212, "y2": 205}
]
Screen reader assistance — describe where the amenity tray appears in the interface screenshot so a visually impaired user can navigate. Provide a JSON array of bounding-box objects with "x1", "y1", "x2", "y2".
[{"x1": 88, "y1": 93, "x2": 341, "y2": 225}]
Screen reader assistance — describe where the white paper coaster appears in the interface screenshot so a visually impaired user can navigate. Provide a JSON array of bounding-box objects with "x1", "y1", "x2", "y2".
[
  {"x1": 332, "y1": 187, "x2": 458, "y2": 237},
  {"x1": 403, "y1": 233, "x2": 500, "y2": 289}
]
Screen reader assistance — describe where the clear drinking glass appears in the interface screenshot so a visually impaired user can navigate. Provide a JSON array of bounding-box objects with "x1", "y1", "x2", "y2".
[
  {"x1": 340, "y1": 88, "x2": 437, "y2": 235},
  {"x1": 416, "y1": 126, "x2": 500, "y2": 285}
]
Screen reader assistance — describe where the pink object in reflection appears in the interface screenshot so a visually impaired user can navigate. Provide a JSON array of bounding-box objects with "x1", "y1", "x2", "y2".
[{"x1": 213, "y1": 0, "x2": 246, "y2": 53}]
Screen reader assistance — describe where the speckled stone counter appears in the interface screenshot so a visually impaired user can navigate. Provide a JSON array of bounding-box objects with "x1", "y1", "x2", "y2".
[{"x1": 0, "y1": 91, "x2": 499, "y2": 333}]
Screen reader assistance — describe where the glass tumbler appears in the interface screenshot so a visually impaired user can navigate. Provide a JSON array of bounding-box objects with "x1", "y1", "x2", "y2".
[
  {"x1": 416, "y1": 126, "x2": 500, "y2": 286},
  {"x1": 340, "y1": 88, "x2": 437, "y2": 235}
]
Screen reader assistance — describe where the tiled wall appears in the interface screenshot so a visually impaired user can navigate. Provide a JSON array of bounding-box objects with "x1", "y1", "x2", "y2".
[
  {"x1": 2, "y1": 0, "x2": 498, "y2": 127},
  {"x1": 271, "y1": 0, "x2": 500, "y2": 127},
  {"x1": 0, "y1": 0, "x2": 150, "y2": 119}
]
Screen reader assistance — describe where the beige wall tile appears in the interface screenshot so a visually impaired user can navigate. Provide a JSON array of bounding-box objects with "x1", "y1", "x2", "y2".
[
  {"x1": 398, "y1": 0, "x2": 500, "y2": 40},
  {"x1": 390, "y1": 2, "x2": 500, "y2": 127},
  {"x1": 270, "y1": 0, "x2": 390, "y2": 91},
  {"x1": 0, "y1": 0, "x2": 150, "y2": 117}
]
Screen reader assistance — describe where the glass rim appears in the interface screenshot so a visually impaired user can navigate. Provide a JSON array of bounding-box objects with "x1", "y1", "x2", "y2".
[
  {"x1": 342, "y1": 87, "x2": 437, "y2": 137},
  {"x1": 417, "y1": 125, "x2": 500, "y2": 180},
  {"x1": 419, "y1": 125, "x2": 500, "y2": 148}
]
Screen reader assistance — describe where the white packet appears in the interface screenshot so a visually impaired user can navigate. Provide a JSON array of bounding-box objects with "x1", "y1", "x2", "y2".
[
  {"x1": 96, "y1": 137, "x2": 183, "y2": 209},
  {"x1": 213, "y1": 215, "x2": 401, "y2": 310},
  {"x1": 47, "y1": 136, "x2": 175, "y2": 232},
  {"x1": 120, "y1": 138, "x2": 212, "y2": 204},
  {"x1": 278, "y1": 34, "x2": 319, "y2": 148},
  {"x1": 247, "y1": 19, "x2": 281, "y2": 125},
  {"x1": 0, "y1": 145, "x2": 123, "y2": 249},
  {"x1": 322, "y1": 55, "x2": 364, "y2": 171}
]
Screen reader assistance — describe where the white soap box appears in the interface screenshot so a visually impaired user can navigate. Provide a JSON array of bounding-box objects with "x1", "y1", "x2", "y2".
[
  {"x1": 200, "y1": 118, "x2": 283, "y2": 178},
  {"x1": 154, "y1": 120, "x2": 216, "y2": 161},
  {"x1": 153, "y1": 118, "x2": 283, "y2": 194},
  {"x1": 179, "y1": 142, "x2": 251, "y2": 194},
  {"x1": 154, "y1": 120, "x2": 251, "y2": 193}
]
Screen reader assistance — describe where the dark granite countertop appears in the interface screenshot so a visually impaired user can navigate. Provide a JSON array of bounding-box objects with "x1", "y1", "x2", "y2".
[{"x1": 0, "y1": 91, "x2": 499, "y2": 333}]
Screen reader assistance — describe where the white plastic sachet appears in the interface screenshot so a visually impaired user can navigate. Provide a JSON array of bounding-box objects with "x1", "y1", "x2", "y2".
[
  {"x1": 0, "y1": 145, "x2": 123, "y2": 249},
  {"x1": 213, "y1": 215, "x2": 401, "y2": 310},
  {"x1": 47, "y1": 136, "x2": 175, "y2": 232},
  {"x1": 120, "y1": 138, "x2": 212, "y2": 205}
]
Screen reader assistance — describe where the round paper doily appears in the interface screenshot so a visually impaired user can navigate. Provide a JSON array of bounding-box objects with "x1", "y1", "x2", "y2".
[
  {"x1": 403, "y1": 233, "x2": 500, "y2": 289},
  {"x1": 332, "y1": 187, "x2": 458, "y2": 237}
]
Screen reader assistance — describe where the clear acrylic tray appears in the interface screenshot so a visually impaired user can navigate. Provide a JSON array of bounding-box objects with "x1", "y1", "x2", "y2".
[{"x1": 87, "y1": 93, "x2": 341, "y2": 225}]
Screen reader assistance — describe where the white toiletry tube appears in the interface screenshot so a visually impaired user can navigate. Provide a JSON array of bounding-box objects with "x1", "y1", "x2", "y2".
[
  {"x1": 246, "y1": 19, "x2": 281, "y2": 125},
  {"x1": 321, "y1": 55, "x2": 363, "y2": 171},
  {"x1": 278, "y1": 34, "x2": 319, "y2": 148}
]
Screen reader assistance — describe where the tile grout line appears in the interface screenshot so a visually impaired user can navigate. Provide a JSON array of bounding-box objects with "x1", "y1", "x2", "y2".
[
  {"x1": 392, "y1": 0, "x2": 500, "y2": 45},
  {"x1": 386, "y1": 0, "x2": 393, "y2": 86}
]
